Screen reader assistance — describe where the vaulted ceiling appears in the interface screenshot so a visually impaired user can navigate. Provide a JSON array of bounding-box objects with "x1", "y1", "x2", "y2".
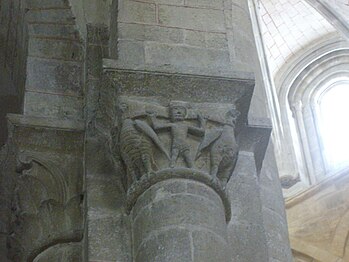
[{"x1": 259, "y1": 0, "x2": 339, "y2": 78}]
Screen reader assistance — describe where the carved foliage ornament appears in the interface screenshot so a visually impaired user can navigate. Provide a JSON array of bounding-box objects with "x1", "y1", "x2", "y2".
[
  {"x1": 7, "y1": 151, "x2": 83, "y2": 262},
  {"x1": 111, "y1": 97, "x2": 240, "y2": 190}
]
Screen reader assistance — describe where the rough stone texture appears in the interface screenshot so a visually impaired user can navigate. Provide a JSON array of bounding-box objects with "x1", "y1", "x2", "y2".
[
  {"x1": 287, "y1": 169, "x2": 349, "y2": 261},
  {"x1": 33, "y1": 243, "x2": 82, "y2": 262},
  {"x1": 227, "y1": 152, "x2": 269, "y2": 262},
  {"x1": 4, "y1": 114, "x2": 85, "y2": 261},
  {"x1": 85, "y1": 24, "x2": 132, "y2": 262},
  {"x1": 132, "y1": 179, "x2": 229, "y2": 262},
  {"x1": 108, "y1": 0, "x2": 255, "y2": 77},
  {"x1": 0, "y1": 1, "x2": 293, "y2": 261},
  {"x1": 20, "y1": 0, "x2": 84, "y2": 121},
  {"x1": 0, "y1": 142, "x2": 18, "y2": 262},
  {"x1": 0, "y1": 0, "x2": 27, "y2": 145},
  {"x1": 260, "y1": 141, "x2": 293, "y2": 262},
  {"x1": 101, "y1": 69, "x2": 254, "y2": 135}
]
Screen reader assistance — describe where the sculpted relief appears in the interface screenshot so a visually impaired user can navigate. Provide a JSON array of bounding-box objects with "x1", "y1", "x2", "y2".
[{"x1": 111, "y1": 96, "x2": 240, "y2": 190}]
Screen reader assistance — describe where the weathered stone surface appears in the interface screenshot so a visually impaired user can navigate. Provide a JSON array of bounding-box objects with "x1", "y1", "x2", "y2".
[
  {"x1": 102, "y1": 69, "x2": 254, "y2": 129},
  {"x1": 88, "y1": 214, "x2": 131, "y2": 262},
  {"x1": 192, "y1": 230, "x2": 230, "y2": 262},
  {"x1": 158, "y1": 5, "x2": 225, "y2": 32},
  {"x1": 228, "y1": 223, "x2": 268, "y2": 262},
  {"x1": 226, "y1": 153, "x2": 269, "y2": 261},
  {"x1": 118, "y1": 1, "x2": 156, "y2": 24},
  {"x1": 287, "y1": 169, "x2": 349, "y2": 261},
  {"x1": 26, "y1": 0, "x2": 69, "y2": 8},
  {"x1": 26, "y1": 57, "x2": 82, "y2": 95},
  {"x1": 0, "y1": 2, "x2": 293, "y2": 262},
  {"x1": 119, "y1": 23, "x2": 184, "y2": 44},
  {"x1": 33, "y1": 243, "x2": 82, "y2": 262},
  {"x1": 135, "y1": 228, "x2": 192, "y2": 262},
  {"x1": 24, "y1": 91, "x2": 83, "y2": 119},
  {"x1": 132, "y1": 178, "x2": 229, "y2": 262},
  {"x1": 4, "y1": 115, "x2": 84, "y2": 262},
  {"x1": 186, "y1": 0, "x2": 224, "y2": 9},
  {"x1": 26, "y1": 9, "x2": 75, "y2": 24},
  {"x1": 28, "y1": 38, "x2": 82, "y2": 61},
  {"x1": 28, "y1": 24, "x2": 78, "y2": 39}
]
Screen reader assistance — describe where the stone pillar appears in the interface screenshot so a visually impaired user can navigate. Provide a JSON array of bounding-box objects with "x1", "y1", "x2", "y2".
[{"x1": 128, "y1": 170, "x2": 230, "y2": 262}]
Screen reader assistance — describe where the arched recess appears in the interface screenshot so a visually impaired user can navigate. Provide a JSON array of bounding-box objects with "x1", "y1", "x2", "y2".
[{"x1": 275, "y1": 36, "x2": 349, "y2": 197}]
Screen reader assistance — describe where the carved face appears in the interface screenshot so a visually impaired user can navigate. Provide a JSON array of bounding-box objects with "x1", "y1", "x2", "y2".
[
  {"x1": 225, "y1": 108, "x2": 240, "y2": 126},
  {"x1": 118, "y1": 102, "x2": 128, "y2": 113},
  {"x1": 170, "y1": 106, "x2": 187, "y2": 121}
]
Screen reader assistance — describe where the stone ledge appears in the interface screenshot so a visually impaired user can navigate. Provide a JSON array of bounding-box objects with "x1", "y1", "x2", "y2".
[
  {"x1": 103, "y1": 58, "x2": 255, "y2": 80},
  {"x1": 7, "y1": 113, "x2": 84, "y2": 131}
]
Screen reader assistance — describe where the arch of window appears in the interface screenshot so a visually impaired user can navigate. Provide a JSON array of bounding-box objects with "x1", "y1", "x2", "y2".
[{"x1": 274, "y1": 37, "x2": 349, "y2": 196}]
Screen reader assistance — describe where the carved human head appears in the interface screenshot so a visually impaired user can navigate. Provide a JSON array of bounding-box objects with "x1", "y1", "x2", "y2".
[
  {"x1": 117, "y1": 100, "x2": 129, "y2": 113},
  {"x1": 225, "y1": 106, "x2": 240, "y2": 126},
  {"x1": 170, "y1": 104, "x2": 187, "y2": 122}
]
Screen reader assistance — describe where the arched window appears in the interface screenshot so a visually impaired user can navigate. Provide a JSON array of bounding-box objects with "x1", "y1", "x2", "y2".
[
  {"x1": 315, "y1": 80, "x2": 349, "y2": 171},
  {"x1": 274, "y1": 38, "x2": 349, "y2": 196}
]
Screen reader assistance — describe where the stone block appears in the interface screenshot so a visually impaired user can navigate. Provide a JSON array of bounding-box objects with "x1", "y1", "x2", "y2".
[
  {"x1": 228, "y1": 223, "x2": 268, "y2": 262},
  {"x1": 24, "y1": 91, "x2": 83, "y2": 119},
  {"x1": 87, "y1": 24, "x2": 110, "y2": 45},
  {"x1": 144, "y1": 25, "x2": 184, "y2": 44},
  {"x1": 26, "y1": 9, "x2": 74, "y2": 24},
  {"x1": 26, "y1": 57, "x2": 82, "y2": 95},
  {"x1": 87, "y1": 45, "x2": 105, "y2": 78},
  {"x1": 158, "y1": 5, "x2": 226, "y2": 32},
  {"x1": 135, "y1": 228, "x2": 192, "y2": 262},
  {"x1": 228, "y1": 181, "x2": 263, "y2": 225},
  {"x1": 26, "y1": 0, "x2": 69, "y2": 8},
  {"x1": 184, "y1": 30, "x2": 206, "y2": 48},
  {"x1": 102, "y1": 68, "x2": 254, "y2": 105},
  {"x1": 118, "y1": 1, "x2": 156, "y2": 24},
  {"x1": 118, "y1": 23, "x2": 184, "y2": 44},
  {"x1": 267, "y1": 237, "x2": 293, "y2": 262},
  {"x1": 186, "y1": 0, "x2": 224, "y2": 9},
  {"x1": 87, "y1": 176, "x2": 125, "y2": 211},
  {"x1": 132, "y1": 0, "x2": 184, "y2": 4},
  {"x1": 88, "y1": 215, "x2": 131, "y2": 262},
  {"x1": 232, "y1": 30, "x2": 255, "y2": 69},
  {"x1": 260, "y1": 184, "x2": 287, "y2": 217},
  {"x1": 206, "y1": 32, "x2": 228, "y2": 49},
  {"x1": 118, "y1": 23, "x2": 146, "y2": 41},
  {"x1": 28, "y1": 24, "x2": 78, "y2": 40},
  {"x1": 117, "y1": 40, "x2": 145, "y2": 67},
  {"x1": 144, "y1": 42, "x2": 231, "y2": 73},
  {"x1": 192, "y1": 230, "x2": 229, "y2": 262},
  {"x1": 28, "y1": 38, "x2": 82, "y2": 61},
  {"x1": 262, "y1": 207, "x2": 289, "y2": 244}
]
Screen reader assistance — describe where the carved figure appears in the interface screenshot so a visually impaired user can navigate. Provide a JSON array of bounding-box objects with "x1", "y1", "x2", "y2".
[
  {"x1": 196, "y1": 108, "x2": 240, "y2": 187},
  {"x1": 116, "y1": 102, "x2": 170, "y2": 184},
  {"x1": 148, "y1": 103, "x2": 205, "y2": 168}
]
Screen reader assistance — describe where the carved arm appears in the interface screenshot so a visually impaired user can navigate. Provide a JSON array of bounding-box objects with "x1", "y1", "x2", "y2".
[
  {"x1": 147, "y1": 112, "x2": 172, "y2": 131},
  {"x1": 188, "y1": 114, "x2": 206, "y2": 137}
]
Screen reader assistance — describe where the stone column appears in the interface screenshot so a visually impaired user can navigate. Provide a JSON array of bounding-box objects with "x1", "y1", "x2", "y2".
[{"x1": 128, "y1": 170, "x2": 231, "y2": 262}]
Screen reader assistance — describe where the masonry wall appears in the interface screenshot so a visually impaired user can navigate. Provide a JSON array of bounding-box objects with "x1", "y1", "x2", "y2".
[
  {"x1": 0, "y1": 0, "x2": 293, "y2": 261},
  {"x1": 106, "y1": 0, "x2": 256, "y2": 78},
  {"x1": 0, "y1": 0, "x2": 27, "y2": 145}
]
